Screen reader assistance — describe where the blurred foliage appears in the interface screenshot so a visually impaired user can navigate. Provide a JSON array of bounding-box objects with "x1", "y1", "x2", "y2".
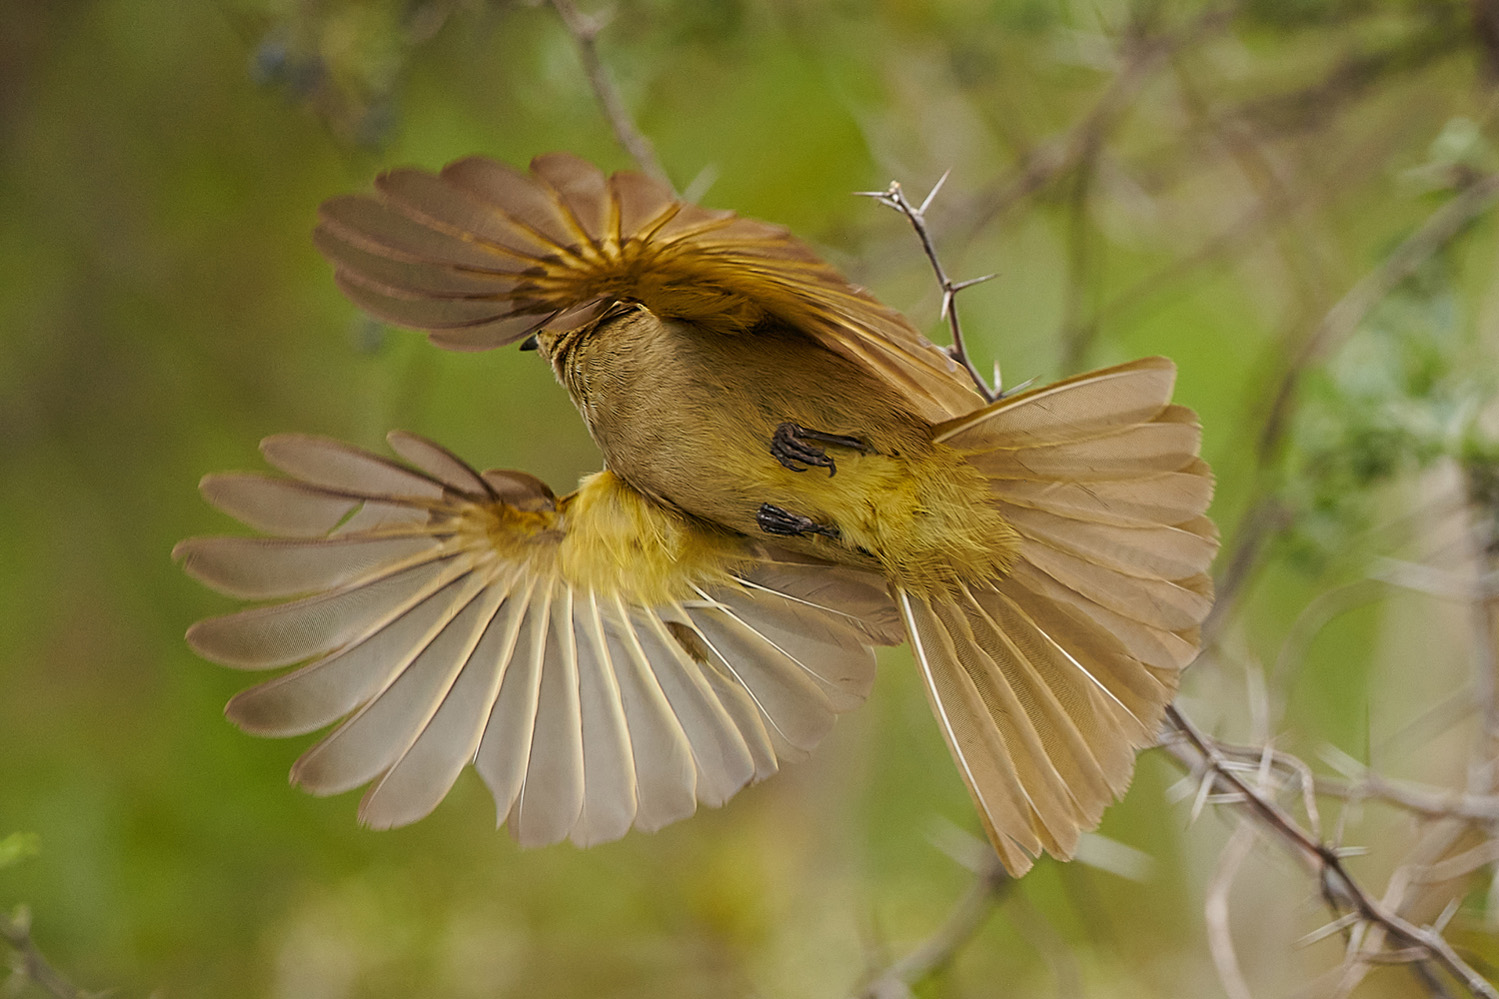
[
  {"x1": 1282, "y1": 248, "x2": 1485, "y2": 569},
  {"x1": 0, "y1": 834, "x2": 41, "y2": 873},
  {"x1": 4, "y1": 0, "x2": 1499, "y2": 997}
]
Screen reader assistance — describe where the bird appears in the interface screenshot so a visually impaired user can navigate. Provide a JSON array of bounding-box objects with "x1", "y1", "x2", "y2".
[{"x1": 175, "y1": 152, "x2": 1216, "y2": 875}]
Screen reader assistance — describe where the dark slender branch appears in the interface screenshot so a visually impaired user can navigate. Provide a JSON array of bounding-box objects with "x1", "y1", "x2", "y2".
[
  {"x1": 859, "y1": 177, "x2": 999, "y2": 401},
  {"x1": 546, "y1": 0, "x2": 672, "y2": 190},
  {"x1": 1164, "y1": 706, "x2": 1499, "y2": 998},
  {"x1": 1198, "y1": 733, "x2": 1499, "y2": 823}
]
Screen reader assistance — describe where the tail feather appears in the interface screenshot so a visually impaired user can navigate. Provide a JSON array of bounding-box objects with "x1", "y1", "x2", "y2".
[
  {"x1": 901, "y1": 590, "x2": 1058, "y2": 873},
  {"x1": 903, "y1": 357, "x2": 1217, "y2": 874}
]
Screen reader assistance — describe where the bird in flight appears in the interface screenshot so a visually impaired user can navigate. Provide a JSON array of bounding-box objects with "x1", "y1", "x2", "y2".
[{"x1": 176, "y1": 153, "x2": 1216, "y2": 875}]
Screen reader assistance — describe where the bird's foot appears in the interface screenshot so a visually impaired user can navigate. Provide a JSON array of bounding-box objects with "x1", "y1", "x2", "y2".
[
  {"x1": 756, "y1": 503, "x2": 841, "y2": 539},
  {"x1": 770, "y1": 423, "x2": 872, "y2": 476}
]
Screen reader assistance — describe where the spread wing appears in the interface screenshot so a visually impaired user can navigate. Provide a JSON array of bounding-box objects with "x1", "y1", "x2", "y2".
[
  {"x1": 314, "y1": 152, "x2": 982, "y2": 421},
  {"x1": 176, "y1": 433, "x2": 899, "y2": 847}
]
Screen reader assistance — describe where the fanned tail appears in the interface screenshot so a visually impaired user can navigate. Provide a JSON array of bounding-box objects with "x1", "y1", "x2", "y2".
[
  {"x1": 314, "y1": 152, "x2": 981, "y2": 420},
  {"x1": 899, "y1": 357, "x2": 1217, "y2": 874},
  {"x1": 176, "y1": 433, "x2": 899, "y2": 847}
]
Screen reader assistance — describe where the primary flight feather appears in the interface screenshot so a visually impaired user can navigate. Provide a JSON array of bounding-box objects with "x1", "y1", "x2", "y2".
[{"x1": 179, "y1": 152, "x2": 1216, "y2": 873}]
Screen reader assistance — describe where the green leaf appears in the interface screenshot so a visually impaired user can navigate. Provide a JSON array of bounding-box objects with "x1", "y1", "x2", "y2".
[{"x1": 0, "y1": 833, "x2": 40, "y2": 871}]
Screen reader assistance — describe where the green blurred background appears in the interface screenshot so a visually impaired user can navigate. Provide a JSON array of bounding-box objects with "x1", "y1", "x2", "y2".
[{"x1": 5, "y1": 1, "x2": 1499, "y2": 996}]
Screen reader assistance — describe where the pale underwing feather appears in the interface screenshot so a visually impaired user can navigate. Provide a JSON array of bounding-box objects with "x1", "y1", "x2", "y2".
[
  {"x1": 685, "y1": 603, "x2": 839, "y2": 752},
  {"x1": 360, "y1": 585, "x2": 528, "y2": 830},
  {"x1": 988, "y1": 468, "x2": 1213, "y2": 528},
  {"x1": 187, "y1": 556, "x2": 465, "y2": 669},
  {"x1": 901, "y1": 357, "x2": 1216, "y2": 873},
  {"x1": 1001, "y1": 505, "x2": 1218, "y2": 582},
  {"x1": 629, "y1": 611, "x2": 755, "y2": 808},
  {"x1": 570, "y1": 595, "x2": 640, "y2": 846},
  {"x1": 332, "y1": 500, "x2": 433, "y2": 535},
  {"x1": 734, "y1": 561, "x2": 904, "y2": 645},
  {"x1": 900, "y1": 590, "x2": 1044, "y2": 875},
  {"x1": 175, "y1": 534, "x2": 442, "y2": 600},
  {"x1": 934, "y1": 356, "x2": 1176, "y2": 443},
  {"x1": 292, "y1": 574, "x2": 495, "y2": 796},
  {"x1": 198, "y1": 473, "x2": 360, "y2": 537},
  {"x1": 597, "y1": 593, "x2": 699, "y2": 832},
  {"x1": 967, "y1": 586, "x2": 1132, "y2": 795},
  {"x1": 927, "y1": 595, "x2": 1082, "y2": 849},
  {"x1": 182, "y1": 434, "x2": 881, "y2": 845},
  {"x1": 386, "y1": 431, "x2": 495, "y2": 497},
  {"x1": 964, "y1": 420, "x2": 1202, "y2": 480},
  {"x1": 475, "y1": 583, "x2": 551, "y2": 830},
  {"x1": 511, "y1": 587, "x2": 587, "y2": 846},
  {"x1": 690, "y1": 587, "x2": 873, "y2": 717},
  {"x1": 260, "y1": 434, "x2": 447, "y2": 500},
  {"x1": 224, "y1": 571, "x2": 495, "y2": 737},
  {"x1": 1016, "y1": 539, "x2": 1212, "y2": 632}
]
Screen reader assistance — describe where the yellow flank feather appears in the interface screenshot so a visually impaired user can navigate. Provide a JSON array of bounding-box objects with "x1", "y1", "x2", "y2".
[{"x1": 555, "y1": 470, "x2": 745, "y2": 604}]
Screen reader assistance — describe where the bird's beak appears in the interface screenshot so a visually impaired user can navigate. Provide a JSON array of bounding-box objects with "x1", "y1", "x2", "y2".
[{"x1": 519, "y1": 335, "x2": 539, "y2": 352}]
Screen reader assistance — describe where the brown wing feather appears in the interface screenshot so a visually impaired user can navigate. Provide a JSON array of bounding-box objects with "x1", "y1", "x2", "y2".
[{"x1": 315, "y1": 152, "x2": 981, "y2": 420}]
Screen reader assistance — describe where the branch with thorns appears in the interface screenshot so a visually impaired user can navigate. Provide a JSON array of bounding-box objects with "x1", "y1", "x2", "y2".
[
  {"x1": 1164, "y1": 706, "x2": 1499, "y2": 998},
  {"x1": 864, "y1": 162, "x2": 1499, "y2": 998},
  {"x1": 857, "y1": 177, "x2": 1004, "y2": 402},
  {"x1": 553, "y1": 4, "x2": 1499, "y2": 995}
]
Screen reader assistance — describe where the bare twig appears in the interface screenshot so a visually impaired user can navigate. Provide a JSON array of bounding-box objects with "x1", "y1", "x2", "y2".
[
  {"x1": 859, "y1": 176, "x2": 999, "y2": 401},
  {"x1": 854, "y1": 857, "x2": 1011, "y2": 999},
  {"x1": 1165, "y1": 705, "x2": 1499, "y2": 998},
  {"x1": 546, "y1": 0, "x2": 672, "y2": 189},
  {"x1": 1228, "y1": 10, "x2": 1471, "y2": 140},
  {"x1": 1205, "y1": 822, "x2": 1259, "y2": 999},
  {"x1": 1, "y1": 907, "x2": 97, "y2": 999},
  {"x1": 1316, "y1": 747, "x2": 1499, "y2": 824},
  {"x1": 1461, "y1": 460, "x2": 1499, "y2": 793}
]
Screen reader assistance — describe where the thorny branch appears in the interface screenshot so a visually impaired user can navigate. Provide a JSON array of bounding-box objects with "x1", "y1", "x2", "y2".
[
  {"x1": 1164, "y1": 707, "x2": 1499, "y2": 999},
  {"x1": 864, "y1": 137, "x2": 1499, "y2": 999},
  {"x1": 858, "y1": 178, "x2": 1000, "y2": 402},
  {"x1": 555, "y1": 5, "x2": 1499, "y2": 995}
]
